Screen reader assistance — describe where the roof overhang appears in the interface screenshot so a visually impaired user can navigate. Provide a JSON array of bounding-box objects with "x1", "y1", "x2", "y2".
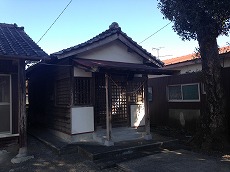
[
  {"x1": 73, "y1": 58, "x2": 178, "y2": 75},
  {"x1": 0, "y1": 54, "x2": 50, "y2": 61},
  {"x1": 52, "y1": 32, "x2": 163, "y2": 68}
]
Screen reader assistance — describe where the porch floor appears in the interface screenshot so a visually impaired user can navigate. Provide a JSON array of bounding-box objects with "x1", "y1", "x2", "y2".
[{"x1": 93, "y1": 126, "x2": 145, "y2": 144}]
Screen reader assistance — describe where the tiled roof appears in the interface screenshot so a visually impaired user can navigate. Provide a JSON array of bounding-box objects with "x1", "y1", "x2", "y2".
[
  {"x1": 163, "y1": 46, "x2": 230, "y2": 66},
  {"x1": 0, "y1": 23, "x2": 49, "y2": 60},
  {"x1": 74, "y1": 58, "x2": 177, "y2": 75},
  {"x1": 52, "y1": 22, "x2": 163, "y2": 67}
]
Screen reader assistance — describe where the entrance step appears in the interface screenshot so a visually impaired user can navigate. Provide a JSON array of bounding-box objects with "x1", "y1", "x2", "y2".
[{"x1": 78, "y1": 138, "x2": 179, "y2": 169}]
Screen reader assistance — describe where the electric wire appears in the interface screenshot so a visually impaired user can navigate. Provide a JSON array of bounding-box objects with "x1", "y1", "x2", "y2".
[
  {"x1": 139, "y1": 21, "x2": 172, "y2": 44},
  {"x1": 37, "y1": 0, "x2": 73, "y2": 44}
]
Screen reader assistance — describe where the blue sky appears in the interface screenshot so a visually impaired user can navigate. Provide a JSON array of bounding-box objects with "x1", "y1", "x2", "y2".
[{"x1": 1, "y1": 0, "x2": 229, "y2": 60}]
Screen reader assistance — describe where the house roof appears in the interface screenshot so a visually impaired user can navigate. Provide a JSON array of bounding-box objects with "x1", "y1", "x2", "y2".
[
  {"x1": 73, "y1": 58, "x2": 178, "y2": 75},
  {"x1": 52, "y1": 22, "x2": 163, "y2": 67},
  {"x1": 163, "y1": 46, "x2": 230, "y2": 66},
  {"x1": 0, "y1": 23, "x2": 49, "y2": 60}
]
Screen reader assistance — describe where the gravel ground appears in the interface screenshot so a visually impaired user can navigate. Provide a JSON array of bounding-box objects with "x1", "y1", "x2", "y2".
[{"x1": 0, "y1": 136, "x2": 123, "y2": 172}]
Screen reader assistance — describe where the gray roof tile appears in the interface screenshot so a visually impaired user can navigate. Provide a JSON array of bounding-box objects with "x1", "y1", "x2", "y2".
[{"x1": 0, "y1": 23, "x2": 49, "y2": 59}]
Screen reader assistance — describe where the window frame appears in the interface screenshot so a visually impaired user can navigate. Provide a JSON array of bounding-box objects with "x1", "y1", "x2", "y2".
[{"x1": 167, "y1": 83, "x2": 200, "y2": 102}]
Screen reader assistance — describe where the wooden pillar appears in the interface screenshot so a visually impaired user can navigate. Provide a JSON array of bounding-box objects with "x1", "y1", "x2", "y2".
[
  {"x1": 18, "y1": 60, "x2": 27, "y2": 154},
  {"x1": 143, "y1": 74, "x2": 152, "y2": 140},
  {"x1": 105, "y1": 73, "x2": 114, "y2": 146}
]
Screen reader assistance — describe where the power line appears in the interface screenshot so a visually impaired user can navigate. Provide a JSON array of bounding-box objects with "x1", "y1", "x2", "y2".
[
  {"x1": 139, "y1": 21, "x2": 172, "y2": 44},
  {"x1": 37, "y1": 0, "x2": 73, "y2": 44}
]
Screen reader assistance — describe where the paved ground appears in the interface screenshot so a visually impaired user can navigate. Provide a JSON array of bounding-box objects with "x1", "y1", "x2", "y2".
[
  {"x1": 1, "y1": 135, "x2": 230, "y2": 172},
  {"x1": 0, "y1": 136, "x2": 122, "y2": 172},
  {"x1": 118, "y1": 149, "x2": 230, "y2": 172}
]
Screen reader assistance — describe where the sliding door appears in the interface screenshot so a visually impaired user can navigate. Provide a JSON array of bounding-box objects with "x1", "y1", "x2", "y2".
[{"x1": 0, "y1": 75, "x2": 11, "y2": 134}]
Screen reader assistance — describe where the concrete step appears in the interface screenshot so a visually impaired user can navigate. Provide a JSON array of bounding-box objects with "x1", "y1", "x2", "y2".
[{"x1": 77, "y1": 138, "x2": 178, "y2": 161}]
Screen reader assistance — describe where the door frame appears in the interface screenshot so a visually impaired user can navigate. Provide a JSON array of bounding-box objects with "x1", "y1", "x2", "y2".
[{"x1": 0, "y1": 74, "x2": 12, "y2": 135}]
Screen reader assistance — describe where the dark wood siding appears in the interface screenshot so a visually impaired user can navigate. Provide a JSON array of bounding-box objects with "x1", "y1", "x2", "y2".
[
  {"x1": 149, "y1": 72, "x2": 204, "y2": 132},
  {"x1": 149, "y1": 69, "x2": 230, "y2": 135},
  {"x1": 28, "y1": 59, "x2": 72, "y2": 134},
  {"x1": 223, "y1": 67, "x2": 230, "y2": 137}
]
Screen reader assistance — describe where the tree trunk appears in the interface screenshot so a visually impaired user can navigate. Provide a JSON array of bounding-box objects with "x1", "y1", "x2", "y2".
[{"x1": 196, "y1": 34, "x2": 226, "y2": 149}]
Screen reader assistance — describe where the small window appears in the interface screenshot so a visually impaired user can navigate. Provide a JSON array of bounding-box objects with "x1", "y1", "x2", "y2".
[
  {"x1": 148, "y1": 87, "x2": 153, "y2": 101},
  {"x1": 168, "y1": 83, "x2": 200, "y2": 102},
  {"x1": 74, "y1": 77, "x2": 92, "y2": 105}
]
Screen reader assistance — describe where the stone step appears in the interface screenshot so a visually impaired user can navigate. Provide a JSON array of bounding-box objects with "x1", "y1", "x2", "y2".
[{"x1": 77, "y1": 138, "x2": 178, "y2": 161}]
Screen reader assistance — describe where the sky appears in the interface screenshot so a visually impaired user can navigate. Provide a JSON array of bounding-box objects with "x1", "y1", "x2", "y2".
[{"x1": 1, "y1": 0, "x2": 229, "y2": 60}]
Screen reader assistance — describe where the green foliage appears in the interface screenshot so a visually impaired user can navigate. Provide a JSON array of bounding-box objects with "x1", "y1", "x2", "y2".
[{"x1": 158, "y1": 0, "x2": 230, "y2": 40}]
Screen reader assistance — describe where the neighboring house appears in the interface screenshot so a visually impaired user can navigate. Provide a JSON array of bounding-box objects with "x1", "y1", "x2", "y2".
[
  {"x1": 0, "y1": 23, "x2": 49, "y2": 148},
  {"x1": 163, "y1": 46, "x2": 230, "y2": 73},
  {"x1": 27, "y1": 22, "x2": 175, "y2": 145},
  {"x1": 148, "y1": 46, "x2": 230, "y2": 134}
]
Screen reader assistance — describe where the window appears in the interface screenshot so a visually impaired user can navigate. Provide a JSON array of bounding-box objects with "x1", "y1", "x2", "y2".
[
  {"x1": 148, "y1": 87, "x2": 153, "y2": 101},
  {"x1": 74, "y1": 77, "x2": 92, "y2": 105},
  {"x1": 168, "y1": 83, "x2": 200, "y2": 102}
]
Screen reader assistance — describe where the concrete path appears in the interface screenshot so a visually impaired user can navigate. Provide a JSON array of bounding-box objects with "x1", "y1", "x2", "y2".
[{"x1": 118, "y1": 149, "x2": 230, "y2": 172}]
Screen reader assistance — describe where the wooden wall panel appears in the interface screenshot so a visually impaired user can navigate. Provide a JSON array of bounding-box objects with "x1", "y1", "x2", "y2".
[
  {"x1": 28, "y1": 59, "x2": 72, "y2": 135},
  {"x1": 149, "y1": 69, "x2": 230, "y2": 135},
  {"x1": 148, "y1": 72, "x2": 203, "y2": 130}
]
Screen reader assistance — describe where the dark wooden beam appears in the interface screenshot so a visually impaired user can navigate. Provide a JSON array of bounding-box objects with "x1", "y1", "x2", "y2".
[
  {"x1": 143, "y1": 74, "x2": 152, "y2": 140},
  {"x1": 18, "y1": 60, "x2": 27, "y2": 148},
  {"x1": 105, "y1": 73, "x2": 114, "y2": 146}
]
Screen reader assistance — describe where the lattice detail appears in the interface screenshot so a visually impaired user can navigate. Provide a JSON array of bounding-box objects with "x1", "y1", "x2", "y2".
[
  {"x1": 94, "y1": 75, "x2": 106, "y2": 126},
  {"x1": 73, "y1": 77, "x2": 92, "y2": 105},
  {"x1": 94, "y1": 74, "x2": 144, "y2": 127},
  {"x1": 111, "y1": 80, "x2": 127, "y2": 126},
  {"x1": 127, "y1": 81, "x2": 144, "y2": 103}
]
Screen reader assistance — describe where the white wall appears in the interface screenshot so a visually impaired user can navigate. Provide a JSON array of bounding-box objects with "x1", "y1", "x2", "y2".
[
  {"x1": 78, "y1": 41, "x2": 143, "y2": 64},
  {"x1": 130, "y1": 104, "x2": 145, "y2": 127},
  {"x1": 74, "y1": 67, "x2": 92, "y2": 77},
  {"x1": 71, "y1": 107, "x2": 94, "y2": 134},
  {"x1": 176, "y1": 63, "x2": 202, "y2": 74}
]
